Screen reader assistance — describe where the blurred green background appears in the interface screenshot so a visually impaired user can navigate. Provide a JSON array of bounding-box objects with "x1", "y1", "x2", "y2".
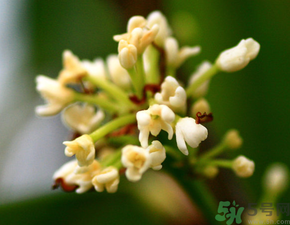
[{"x1": 0, "y1": 0, "x2": 290, "y2": 224}]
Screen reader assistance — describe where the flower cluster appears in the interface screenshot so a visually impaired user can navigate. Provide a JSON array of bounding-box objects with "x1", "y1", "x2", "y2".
[{"x1": 36, "y1": 11, "x2": 260, "y2": 194}]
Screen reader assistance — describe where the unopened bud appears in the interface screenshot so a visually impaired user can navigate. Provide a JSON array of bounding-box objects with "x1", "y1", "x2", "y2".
[
  {"x1": 224, "y1": 129, "x2": 243, "y2": 149},
  {"x1": 263, "y1": 163, "x2": 289, "y2": 195},
  {"x1": 191, "y1": 98, "x2": 211, "y2": 118},
  {"x1": 203, "y1": 166, "x2": 219, "y2": 178},
  {"x1": 232, "y1": 155, "x2": 255, "y2": 178}
]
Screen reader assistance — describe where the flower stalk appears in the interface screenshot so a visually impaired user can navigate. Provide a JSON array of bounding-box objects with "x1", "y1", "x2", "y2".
[{"x1": 89, "y1": 114, "x2": 136, "y2": 142}]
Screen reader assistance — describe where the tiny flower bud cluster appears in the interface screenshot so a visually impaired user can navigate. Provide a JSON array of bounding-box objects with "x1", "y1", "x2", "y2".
[{"x1": 35, "y1": 10, "x2": 259, "y2": 194}]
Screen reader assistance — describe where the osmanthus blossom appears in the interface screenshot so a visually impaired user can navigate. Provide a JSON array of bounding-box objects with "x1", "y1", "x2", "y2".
[
  {"x1": 64, "y1": 134, "x2": 95, "y2": 167},
  {"x1": 62, "y1": 103, "x2": 105, "y2": 134},
  {"x1": 92, "y1": 166, "x2": 120, "y2": 193},
  {"x1": 175, "y1": 117, "x2": 208, "y2": 155},
  {"x1": 165, "y1": 37, "x2": 200, "y2": 69},
  {"x1": 53, "y1": 159, "x2": 101, "y2": 194},
  {"x1": 34, "y1": 11, "x2": 262, "y2": 201},
  {"x1": 155, "y1": 76, "x2": 186, "y2": 111},
  {"x1": 114, "y1": 16, "x2": 159, "y2": 55},
  {"x1": 121, "y1": 145, "x2": 152, "y2": 182},
  {"x1": 136, "y1": 104, "x2": 175, "y2": 148},
  {"x1": 58, "y1": 50, "x2": 87, "y2": 85},
  {"x1": 146, "y1": 10, "x2": 172, "y2": 47},
  {"x1": 35, "y1": 75, "x2": 75, "y2": 116},
  {"x1": 58, "y1": 50, "x2": 107, "y2": 85}
]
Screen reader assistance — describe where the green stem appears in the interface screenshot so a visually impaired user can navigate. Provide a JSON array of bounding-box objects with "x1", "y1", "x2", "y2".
[
  {"x1": 127, "y1": 67, "x2": 143, "y2": 99},
  {"x1": 101, "y1": 149, "x2": 122, "y2": 168},
  {"x1": 74, "y1": 93, "x2": 119, "y2": 113},
  {"x1": 85, "y1": 76, "x2": 134, "y2": 108},
  {"x1": 136, "y1": 55, "x2": 146, "y2": 87},
  {"x1": 89, "y1": 114, "x2": 136, "y2": 142},
  {"x1": 145, "y1": 45, "x2": 160, "y2": 84},
  {"x1": 207, "y1": 159, "x2": 233, "y2": 168},
  {"x1": 199, "y1": 142, "x2": 227, "y2": 161},
  {"x1": 165, "y1": 66, "x2": 176, "y2": 77},
  {"x1": 186, "y1": 64, "x2": 219, "y2": 96}
]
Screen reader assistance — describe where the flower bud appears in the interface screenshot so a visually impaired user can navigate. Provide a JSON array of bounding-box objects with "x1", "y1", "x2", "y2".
[
  {"x1": 191, "y1": 98, "x2": 211, "y2": 118},
  {"x1": 263, "y1": 163, "x2": 289, "y2": 195},
  {"x1": 232, "y1": 155, "x2": 255, "y2": 178},
  {"x1": 203, "y1": 166, "x2": 219, "y2": 179},
  {"x1": 223, "y1": 129, "x2": 243, "y2": 149},
  {"x1": 216, "y1": 38, "x2": 260, "y2": 72},
  {"x1": 118, "y1": 40, "x2": 137, "y2": 69}
]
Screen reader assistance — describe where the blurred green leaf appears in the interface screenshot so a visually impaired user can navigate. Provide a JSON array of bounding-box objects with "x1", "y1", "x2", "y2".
[{"x1": 0, "y1": 192, "x2": 163, "y2": 225}]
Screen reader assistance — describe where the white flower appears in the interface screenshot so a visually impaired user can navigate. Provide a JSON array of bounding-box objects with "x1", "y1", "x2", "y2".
[
  {"x1": 114, "y1": 16, "x2": 159, "y2": 55},
  {"x1": 165, "y1": 37, "x2": 200, "y2": 69},
  {"x1": 35, "y1": 75, "x2": 75, "y2": 116},
  {"x1": 147, "y1": 11, "x2": 171, "y2": 47},
  {"x1": 155, "y1": 76, "x2": 186, "y2": 111},
  {"x1": 92, "y1": 166, "x2": 120, "y2": 193},
  {"x1": 232, "y1": 155, "x2": 255, "y2": 178},
  {"x1": 147, "y1": 140, "x2": 166, "y2": 170},
  {"x1": 175, "y1": 117, "x2": 208, "y2": 155},
  {"x1": 216, "y1": 38, "x2": 260, "y2": 72},
  {"x1": 136, "y1": 104, "x2": 175, "y2": 148},
  {"x1": 263, "y1": 163, "x2": 288, "y2": 194},
  {"x1": 223, "y1": 129, "x2": 243, "y2": 149},
  {"x1": 62, "y1": 103, "x2": 105, "y2": 134},
  {"x1": 58, "y1": 50, "x2": 87, "y2": 84},
  {"x1": 53, "y1": 159, "x2": 101, "y2": 194},
  {"x1": 58, "y1": 50, "x2": 107, "y2": 85},
  {"x1": 81, "y1": 58, "x2": 107, "y2": 80},
  {"x1": 107, "y1": 54, "x2": 131, "y2": 89},
  {"x1": 121, "y1": 145, "x2": 151, "y2": 182},
  {"x1": 189, "y1": 61, "x2": 212, "y2": 98},
  {"x1": 64, "y1": 134, "x2": 95, "y2": 167},
  {"x1": 118, "y1": 40, "x2": 138, "y2": 69}
]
